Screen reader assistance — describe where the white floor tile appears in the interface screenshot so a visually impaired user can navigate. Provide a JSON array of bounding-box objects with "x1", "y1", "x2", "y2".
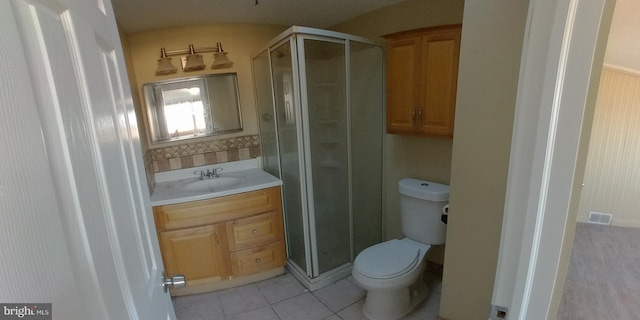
[
  {"x1": 410, "y1": 288, "x2": 441, "y2": 320},
  {"x1": 272, "y1": 292, "x2": 333, "y2": 320},
  {"x1": 256, "y1": 273, "x2": 307, "y2": 304},
  {"x1": 173, "y1": 271, "x2": 442, "y2": 320},
  {"x1": 217, "y1": 284, "x2": 269, "y2": 316},
  {"x1": 314, "y1": 278, "x2": 366, "y2": 312},
  {"x1": 173, "y1": 291, "x2": 224, "y2": 320},
  {"x1": 225, "y1": 305, "x2": 279, "y2": 320},
  {"x1": 336, "y1": 300, "x2": 368, "y2": 320}
]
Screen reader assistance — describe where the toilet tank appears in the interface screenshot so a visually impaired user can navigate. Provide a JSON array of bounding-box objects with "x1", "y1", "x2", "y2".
[{"x1": 399, "y1": 178, "x2": 449, "y2": 245}]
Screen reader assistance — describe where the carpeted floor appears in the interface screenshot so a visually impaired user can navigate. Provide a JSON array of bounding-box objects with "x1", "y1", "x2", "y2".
[{"x1": 557, "y1": 223, "x2": 640, "y2": 319}]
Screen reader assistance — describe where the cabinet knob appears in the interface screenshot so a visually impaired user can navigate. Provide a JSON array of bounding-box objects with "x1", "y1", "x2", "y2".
[
  {"x1": 255, "y1": 258, "x2": 261, "y2": 263},
  {"x1": 252, "y1": 229, "x2": 258, "y2": 235}
]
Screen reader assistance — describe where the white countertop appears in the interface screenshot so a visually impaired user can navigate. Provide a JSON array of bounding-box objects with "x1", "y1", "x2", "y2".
[{"x1": 150, "y1": 160, "x2": 282, "y2": 206}]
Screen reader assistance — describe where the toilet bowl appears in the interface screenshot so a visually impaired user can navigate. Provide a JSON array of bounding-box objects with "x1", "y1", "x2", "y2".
[
  {"x1": 352, "y1": 238, "x2": 431, "y2": 320},
  {"x1": 352, "y1": 178, "x2": 449, "y2": 320}
]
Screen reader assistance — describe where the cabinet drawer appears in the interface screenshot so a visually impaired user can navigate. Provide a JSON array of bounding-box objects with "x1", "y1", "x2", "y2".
[
  {"x1": 226, "y1": 211, "x2": 284, "y2": 251},
  {"x1": 229, "y1": 241, "x2": 286, "y2": 277},
  {"x1": 154, "y1": 187, "x2": 282, "y2": 230}
]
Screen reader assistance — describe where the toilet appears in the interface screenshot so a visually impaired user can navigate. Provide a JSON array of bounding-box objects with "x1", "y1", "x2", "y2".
[{"x1": 352, "y1": 178, "x2": 449, "y2": 320}]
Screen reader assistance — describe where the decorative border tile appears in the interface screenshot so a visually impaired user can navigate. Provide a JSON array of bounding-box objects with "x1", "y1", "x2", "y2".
[
  {"x1": 143, "y1": 150, "x2": 156, "y2": 191},
  {"x1": 149, "y1": 134, "x2": 261, "y2": 173}
]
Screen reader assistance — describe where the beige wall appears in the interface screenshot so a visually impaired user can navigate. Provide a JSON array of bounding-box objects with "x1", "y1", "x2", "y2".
[
  {"x1": 332, "y1": 0, "x2": 464, "y2": 41},
  {"x1": 118, "y1": 26, "x2": 147, "y2": 153},
  {"x1": 332, "y1": 0, "x2": 464, "y2": 245},
  {"x1": 438, "y1": 1, "x2": 529, "y2": 319},
  {"x1": 125, "y1": 24, "x2": 287, "y2": 149},
  {"x1": 577, "y1": 67, "x2": 640, "y2": 228}
]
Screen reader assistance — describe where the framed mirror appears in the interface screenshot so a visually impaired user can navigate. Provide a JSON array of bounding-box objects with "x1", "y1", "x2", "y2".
[{"x1": 143, "y1": 73, "x2": 242, "y2": 144}]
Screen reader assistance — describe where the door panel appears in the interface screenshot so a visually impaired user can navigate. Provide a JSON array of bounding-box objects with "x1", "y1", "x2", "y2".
[{"x1": 10, "y1": 0, "x2": 175, "y2": 318}]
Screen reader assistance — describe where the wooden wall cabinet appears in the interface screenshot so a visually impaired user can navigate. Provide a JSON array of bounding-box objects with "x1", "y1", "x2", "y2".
[
  {"x1": 385, "y1": 24, "x2": 462, "y2": 137},
  {"x1": 153, "y1": 186, "x2": 286, "y2": 296}
]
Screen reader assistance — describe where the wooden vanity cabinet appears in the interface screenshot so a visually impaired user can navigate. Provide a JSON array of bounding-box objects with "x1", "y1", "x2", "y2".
[
  {"x1": 153, "y1": 186, "x2": 286, "y2": 296},
  {"x1": 385, "y1": 24, "x2": 462, "y2": 137},
  {"x1": 158, "y1": 224, "x2": 227, "y2": 284}
]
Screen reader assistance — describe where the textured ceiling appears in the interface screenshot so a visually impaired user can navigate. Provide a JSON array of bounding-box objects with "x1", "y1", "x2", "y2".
[
  {"x1": 605, "y1": 0, "x2": 640, "y2": 73},
  {"x1": 111, "y1": 0, "x2": 408, "y2": 33}
]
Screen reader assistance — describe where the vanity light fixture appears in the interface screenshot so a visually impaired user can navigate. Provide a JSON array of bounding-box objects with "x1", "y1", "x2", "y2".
[
  {"x1": 155, "y1": 48, "x2": 178, "y2": 75},
  {"x1": 183, "y1": 44, "x2": 205, "y2": 71},
  {"x1": 154, "y1": 42, "x2": 234, "y2": 75},
  {"x1": 211, "y1": 43, "x2": 234, "y2": 69}
]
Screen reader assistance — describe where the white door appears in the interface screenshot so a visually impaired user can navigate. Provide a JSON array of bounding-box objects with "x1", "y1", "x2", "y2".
[{"x1": 9, "y1": 0, "x2": 176, "y2": 319}]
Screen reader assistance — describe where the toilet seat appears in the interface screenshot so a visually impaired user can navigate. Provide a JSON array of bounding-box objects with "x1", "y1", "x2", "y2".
[{"x1": 354, "y1": 240, "x2": 420, "y2": 279}]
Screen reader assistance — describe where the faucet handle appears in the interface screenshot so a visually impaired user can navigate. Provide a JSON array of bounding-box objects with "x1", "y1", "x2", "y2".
[
  {"x1": 212, "y1": 167, "x2": 223, "y2": 177},
  {"x1": 193, "y1": 170, "x2": 205, "y2": 180}
]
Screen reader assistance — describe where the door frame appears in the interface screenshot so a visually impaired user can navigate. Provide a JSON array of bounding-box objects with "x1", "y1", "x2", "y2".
[{"x1": 492, "y1": 0, "x2": 616, "y2": 319}]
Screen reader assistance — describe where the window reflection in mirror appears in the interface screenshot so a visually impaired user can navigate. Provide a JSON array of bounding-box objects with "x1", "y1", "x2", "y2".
[{"x1": 143, "y1": 73, "x2": 243, "y2": 144}]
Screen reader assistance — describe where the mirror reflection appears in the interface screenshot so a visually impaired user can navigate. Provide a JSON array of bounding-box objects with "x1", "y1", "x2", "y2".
[{"x1": 143, "y1": 73, "x2": 242, "y2": 144}]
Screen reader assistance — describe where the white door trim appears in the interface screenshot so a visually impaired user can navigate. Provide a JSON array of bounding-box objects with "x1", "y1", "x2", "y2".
[{"x1": 492, "y1": 0, "x2": 615, "y2": 319}]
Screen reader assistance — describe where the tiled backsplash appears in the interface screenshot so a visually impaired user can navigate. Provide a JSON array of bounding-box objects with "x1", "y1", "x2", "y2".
[
  {"x1": 143, "y1": 135, "x2": 261, "y2": 190},
  {"x1": 143, "y1": 149, "x2": 155, "y2": 192}
]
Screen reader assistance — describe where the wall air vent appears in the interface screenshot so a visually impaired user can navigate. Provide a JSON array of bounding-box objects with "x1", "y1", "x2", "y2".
[{"x1": 587, "y1": 211, "x2": 613, "y2": 225}]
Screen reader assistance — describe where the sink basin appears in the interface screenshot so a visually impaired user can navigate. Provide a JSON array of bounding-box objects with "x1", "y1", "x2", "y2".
[{"x1": 175, "y1": 176, "x2": 242, "y2": 193}]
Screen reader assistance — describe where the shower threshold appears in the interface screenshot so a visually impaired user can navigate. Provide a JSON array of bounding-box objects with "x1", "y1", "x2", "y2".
[{"x1": 286, "y1": 260, "x2": 353, "y2": 291}]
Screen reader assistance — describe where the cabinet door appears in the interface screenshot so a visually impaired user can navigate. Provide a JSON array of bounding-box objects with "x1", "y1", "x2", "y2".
[
  {"x1": 418, "y1": 27, "x2": 461, "y2": 137},
  {"x1": 159, "y1": 224, "x2": 227, "y2": 284},
  {"x1": 386, "y1": 36, "x2": 421, "y2": 134}
]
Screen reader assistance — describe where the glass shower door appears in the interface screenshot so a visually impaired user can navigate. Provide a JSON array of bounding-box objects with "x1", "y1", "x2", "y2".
[
  {"x1": 253, "y1": 49, "x2": 279, "y2": 178},
  {"x1": 300, "y1": 38, "x2": 350, "y2": 274},
  {"x1": 269, "y1": 41, "x2": 308, "y2": 274},
  {"x1": 253, "y1": 28, "x2": 384, "y2": 288},
  {"x1": 349, "y1": 41, "x2": 384, "y2": 256}
]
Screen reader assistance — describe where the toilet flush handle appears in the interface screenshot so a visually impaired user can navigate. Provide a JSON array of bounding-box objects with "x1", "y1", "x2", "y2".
[{"x1": 441, "y1": 204, "x2": 449, "y2": 224}]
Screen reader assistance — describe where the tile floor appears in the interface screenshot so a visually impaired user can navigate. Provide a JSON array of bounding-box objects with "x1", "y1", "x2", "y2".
[{"x1": 173, "y1": 271, "x2": 442, "y2": 320}]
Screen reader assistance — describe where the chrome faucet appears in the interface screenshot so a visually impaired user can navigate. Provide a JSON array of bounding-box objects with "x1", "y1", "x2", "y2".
[
  {"x1": 210, "y1": 167, "x2": 223, "y2": 178},
  {"x1": 193, "y1": 167, "x2": 223, "y2": 180}
]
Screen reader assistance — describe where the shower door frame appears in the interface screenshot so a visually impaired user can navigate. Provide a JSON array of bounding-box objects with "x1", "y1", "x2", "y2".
[
  {"x1": 295, "y1": 34, "x2": 353, "y2": 281},
  {"x1": 255, "y1": 26, "x2": 385, "y2": 290}
]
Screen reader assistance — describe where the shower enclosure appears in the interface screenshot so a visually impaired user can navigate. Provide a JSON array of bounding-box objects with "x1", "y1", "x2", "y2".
[{"x1": 252, "y1": 27, "x2": 384, "y2": 290}]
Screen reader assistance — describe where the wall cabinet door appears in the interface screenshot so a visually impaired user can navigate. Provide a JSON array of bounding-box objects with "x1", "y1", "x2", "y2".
[
  {"x1": 386, "y1": 25, "x2": 461, "y2": 137},
  {"x1": 159, "y1": 224, "x2": 227, "y2": 283},
  {"x1": 386, "y1": 36, "x2": 421, "y2": 135}
]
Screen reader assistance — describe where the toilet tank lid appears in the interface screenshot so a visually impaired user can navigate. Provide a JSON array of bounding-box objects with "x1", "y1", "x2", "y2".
[{"x1": 399, "y1": 178, "x2": 449, "y2": 201}]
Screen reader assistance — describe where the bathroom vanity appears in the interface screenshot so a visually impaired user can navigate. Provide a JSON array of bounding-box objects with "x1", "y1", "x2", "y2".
[{"x1": 150, "y1": 160, "x2": 285, "y2": 296}]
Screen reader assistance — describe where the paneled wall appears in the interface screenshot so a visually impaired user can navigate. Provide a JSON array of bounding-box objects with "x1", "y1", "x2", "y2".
[{"x1": 578, "y1": 67, "x2": 640, "y2": 228}]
